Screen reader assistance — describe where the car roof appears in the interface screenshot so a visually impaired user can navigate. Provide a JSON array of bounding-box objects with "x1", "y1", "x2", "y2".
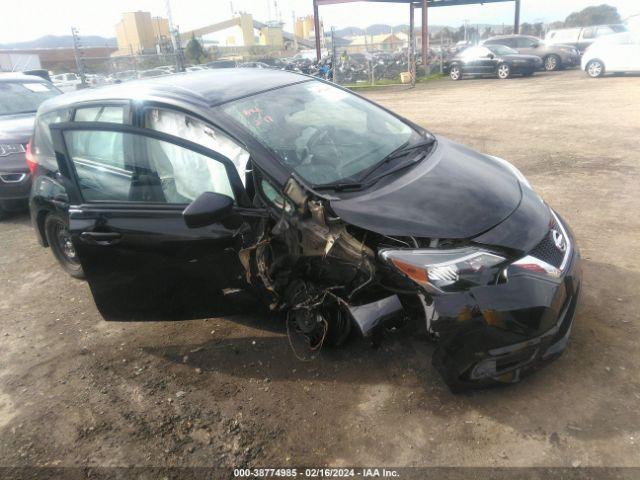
[
  {"x1": 486, "y1": 34, "x2": 538, "y2": 40},
  {"x1": 40, "y1": 68, "x2": 310, "y2": 114},
  {"x1": 0, "y1": 72, "x2": 49, "y2": 83}
]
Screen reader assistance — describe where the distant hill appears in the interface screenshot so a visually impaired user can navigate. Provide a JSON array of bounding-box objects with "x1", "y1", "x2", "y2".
[
  {"x1": 0, "y1": 35, "x2": 116, "y2": 49},
  {"x1": 331, "y1": 23, "x2": 508, "y2": 38}
]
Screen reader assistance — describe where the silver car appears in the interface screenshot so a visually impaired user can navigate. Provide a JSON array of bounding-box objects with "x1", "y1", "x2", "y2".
[{"x1": 484, "y1": 35, "x2": 580, "y2": 71}]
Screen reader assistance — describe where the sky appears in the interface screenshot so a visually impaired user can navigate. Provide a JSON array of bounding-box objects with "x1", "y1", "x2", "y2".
[{"x1": 0, "y1": 0, "x2": 637, "y2": 44}]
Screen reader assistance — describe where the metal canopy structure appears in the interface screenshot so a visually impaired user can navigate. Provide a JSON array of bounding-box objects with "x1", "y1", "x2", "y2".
[{"x1": 312, "y1": 0, "x2": 521, "y2": 65}]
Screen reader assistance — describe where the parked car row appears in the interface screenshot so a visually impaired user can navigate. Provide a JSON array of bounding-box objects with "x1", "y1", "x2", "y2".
[{"x1": 445, "y1": 26, "x2": 639, "y2": 80}]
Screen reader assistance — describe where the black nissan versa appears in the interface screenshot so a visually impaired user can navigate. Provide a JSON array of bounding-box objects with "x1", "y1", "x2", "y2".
[
  {"x1": 28, "y1": 69, "x2": 581, "y2": 391},
  {"x1": 0, "y1": 73, "x2": 60, "y2": 218}
]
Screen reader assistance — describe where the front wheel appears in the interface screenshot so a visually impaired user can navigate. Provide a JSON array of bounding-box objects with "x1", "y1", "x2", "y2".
[
  {"x1": 544, "y1": 54, "x2": 560, "y2": 71},
  {"x1": 586, "y1": 60, "x2": 605, "y2": 78},
  {"x1": 44, "y1": 213, "x2": 85, "y2": 279},
  {"x1": 449, "y1": 64, "x2": 462, "y2": 81},
  {"x1": 497, "y1": 64, "x2": 511, "y2": 79}
]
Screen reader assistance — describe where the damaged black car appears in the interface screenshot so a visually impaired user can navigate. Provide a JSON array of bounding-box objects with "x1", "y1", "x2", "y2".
[{"x1": 28, "y1": 69, "x2": 581, "y2": 392}]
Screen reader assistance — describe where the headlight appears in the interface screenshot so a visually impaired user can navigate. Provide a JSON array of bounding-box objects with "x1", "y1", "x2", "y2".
[
  {"x1": 0, "y1": 144, "x2": 26, "y2": 157},
  {"x1": 380, "y1": 248, "x2": 505, "y2": 294},
  {"x1": 489, "y1": 155, "x2": 531, "y2": 189}
]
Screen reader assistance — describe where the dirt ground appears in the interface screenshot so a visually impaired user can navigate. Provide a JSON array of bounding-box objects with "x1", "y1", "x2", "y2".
[{"x1": 1, "y1": 69, "x2": 639, "y2": 473}]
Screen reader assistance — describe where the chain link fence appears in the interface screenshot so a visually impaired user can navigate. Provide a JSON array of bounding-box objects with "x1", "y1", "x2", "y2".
[{"x1": 56, "y1": 43, "x2": 452, "y2": 91}]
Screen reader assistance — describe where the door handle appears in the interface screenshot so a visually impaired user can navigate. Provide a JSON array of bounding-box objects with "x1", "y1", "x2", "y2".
[{"x1": 80, "y1": 231, "x2": 122, "y2": 246}]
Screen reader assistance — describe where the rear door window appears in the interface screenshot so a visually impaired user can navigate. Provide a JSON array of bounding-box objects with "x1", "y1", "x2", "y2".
[
  {"x1": 68, "y1": 105, "x2": 127, "y2": 172},
  {"x1": 33, "y1": 109, "x2": 72, "y2": 170}
]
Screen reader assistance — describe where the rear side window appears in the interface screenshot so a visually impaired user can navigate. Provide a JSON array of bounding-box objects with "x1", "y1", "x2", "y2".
[
  {"x1": 516, "y1": 37, "x2": 534, "y2": 48},
  {"x1": 74, "y1": 106, "x2": 124, "y2": 123},
  {"x1": 65, "y1": 106, "x2": 126, "y2": 174},
  {"x1": 33, "y1": 109, "x2": 72, "y2": 171},
  {"x1": 595, "y1": 26, "x2": 614, "y2": 38},
  {"x1": 63, "y1": 130, "x2": 236, "y2": 204}
]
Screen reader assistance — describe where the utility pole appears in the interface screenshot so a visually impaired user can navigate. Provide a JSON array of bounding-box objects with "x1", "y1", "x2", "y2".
[
  {"x1": 70, "y1": 27, "x2": 87, "y2": 88},
  {"x1": 166, "y1": 0, "x2": 184, "y2": 72},
  {"x1": 330, "y1": 26, "x2": 336, "y2": 83},
  {"x1": 292, "y1": 10, "x2": 298, "y2": 50}
]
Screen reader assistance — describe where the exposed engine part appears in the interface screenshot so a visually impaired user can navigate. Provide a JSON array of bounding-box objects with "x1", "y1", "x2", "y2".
[{"x1": 284, "y1": 280, "x2": 352, "y2": 360}]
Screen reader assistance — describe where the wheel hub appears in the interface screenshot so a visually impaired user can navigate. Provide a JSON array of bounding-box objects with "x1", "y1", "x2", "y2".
[{"x1": 57, "y1": 226, "x2": 76, "y2": 260}]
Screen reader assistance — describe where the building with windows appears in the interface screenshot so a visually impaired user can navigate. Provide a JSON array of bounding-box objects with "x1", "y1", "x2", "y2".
[{"x1": 114, "y1": 11, "x2": 171, "y2": 56}]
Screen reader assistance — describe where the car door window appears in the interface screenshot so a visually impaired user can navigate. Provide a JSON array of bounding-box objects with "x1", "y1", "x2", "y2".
[
  {"x1": 68, "y1": 106, "x2": 126, "y2": 175},
  {"x1": 33, "y1": 109, "x2": 72, "y2": 170},
  {"x1": 261, "y1": 179, "x2": 293, "y2": 213},
  {"x1": 63, "y1": 129, "x2": 235, "y2": 204},
  {"x1": 145, "y1": 108, "x2": 250, "y2": 185},
  {"x1": 583, "y1": 27, "x2": 596, "y2": 39},
  {"x1": 516, "y1": 37, "x2": 534, "y2": 48},
  {"x1": 74, "y1": 106, "x2": 124, "y2": 123},
  {"x1": 595, "y1": 26, "x2": 614, "y2": 38}
]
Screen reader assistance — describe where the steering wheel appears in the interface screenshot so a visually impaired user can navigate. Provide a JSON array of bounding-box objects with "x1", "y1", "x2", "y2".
[{"x1": 302, "y1": 127, "x2": 340, "y2": 166}]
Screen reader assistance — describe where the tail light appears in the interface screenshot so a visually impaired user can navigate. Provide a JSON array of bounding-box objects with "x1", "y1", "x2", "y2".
[{"x1": 25, "y1": 140, "x2": 37, "y2": 175}]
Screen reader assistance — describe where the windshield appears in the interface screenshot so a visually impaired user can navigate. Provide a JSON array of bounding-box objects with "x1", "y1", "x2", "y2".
[
  {"x1": 487, "y1": 45, "x2": 518, "y2": 55},
  {"x1": 0, "y1": 81, "x2": 59, "y2": 116},
  {"x1": 222, "y1": 81, "x2": 418, "y2": 185}
]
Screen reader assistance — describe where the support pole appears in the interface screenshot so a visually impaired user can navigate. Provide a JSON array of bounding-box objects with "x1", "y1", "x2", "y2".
[
  {"x1": 313, "y1": 0, "x2": 321, "y2": 61},
  {"x1": 409, "y1": 3, "x2": 415, "y2": 87},
  {"x1": 514, "y1": 0, "x2": 521, "y2": 34},
  {"x1": 421, "y1": 0, "x2": 428, "y2": 70}
]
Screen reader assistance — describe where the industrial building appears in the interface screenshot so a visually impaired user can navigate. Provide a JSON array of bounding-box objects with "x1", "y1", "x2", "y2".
[{"x1": 114, "y1": 11, "x2": 171, "y2": 56}]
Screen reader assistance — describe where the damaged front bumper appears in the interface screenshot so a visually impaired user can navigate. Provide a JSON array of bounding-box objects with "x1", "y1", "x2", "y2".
[{"x1": 430, "y1": 220, "x2": 581, "y2": 390}]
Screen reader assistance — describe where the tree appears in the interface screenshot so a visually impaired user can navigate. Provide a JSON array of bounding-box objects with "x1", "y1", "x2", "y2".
[
  {"x1": 185, "y1": 34, "x2": 206, "y2": 64},
  {"x1": 520, "y1": 22, "x2": 544, "y2": 37},
  {"x1": 564, "y1": 4, "x2": 621, "y2": 27}
]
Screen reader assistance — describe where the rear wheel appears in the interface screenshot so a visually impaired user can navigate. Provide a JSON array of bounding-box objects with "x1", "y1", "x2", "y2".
[
  {"x1": 449, "y1": 64, "x2": 462, "y2": 81},
  {"x1": 544, "y1": 54, "x2": 560, "y2": 71},
  {"x1": 497, "y1": 64, "x2": 511, "y2": 79},
  {"x1": 44, "y1": 213, "x2": 85, "y2": 279},
  {"x1": 586, "y1": 59, "x2": 605, "y2": 78}
]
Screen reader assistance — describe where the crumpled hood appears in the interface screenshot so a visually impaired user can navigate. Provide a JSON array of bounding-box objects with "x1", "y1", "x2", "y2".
[
  {"x1": 330, "y1": 136, "x2": 522, "y2": 239},
  {"x1": 0, "y1": 113, "x2": 36, "y2": 143}
]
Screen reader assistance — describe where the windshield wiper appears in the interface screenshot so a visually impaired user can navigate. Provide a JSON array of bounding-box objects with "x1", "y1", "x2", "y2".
[
  {"x1": 358, "y1": 135, "x2": 435, "y2": 183},
  {"x1": 314, "y1": 181, "x2": 364, "y2": 192},
  {"x1": 385, "y1": 135, "x2": 436, "y2": 161}
]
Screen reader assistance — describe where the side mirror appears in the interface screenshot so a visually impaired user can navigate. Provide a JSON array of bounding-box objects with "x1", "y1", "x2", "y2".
[
  {"x1": 183, "y1": 192, "x2": 234, "y2": 229},
  {"x1": 532, "y1": 42, "x2": 540, "y2": 48},
  {"x1": 487, "y1": 53, "x2": 495, "y2": 59}
]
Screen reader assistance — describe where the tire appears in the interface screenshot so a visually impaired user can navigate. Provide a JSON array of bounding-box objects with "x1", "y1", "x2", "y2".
[
  {"x1": 544, "y1": 54, "x2": 560, "y2": 71},
  {"x1": 44, "y1": 213, "x2": 85, "y2": 279},
  {"x1": 449, "y1": 64, "x2": 462, "y2": 81},
  {"x1": 497, "y1": 63, "x2": 511, "y2": 79},
  {"x1": 586, "y1": 59, "x2": 605, "y2": 78}
]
